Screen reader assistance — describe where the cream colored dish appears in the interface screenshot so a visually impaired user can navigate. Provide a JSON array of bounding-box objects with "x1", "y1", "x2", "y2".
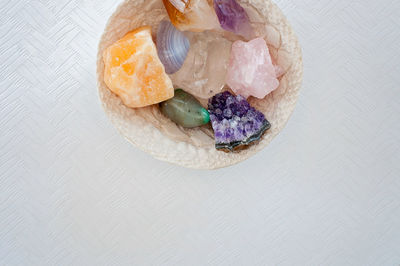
[{"x1": 96, "y1": 0, "x2": 303, "y2": 169}]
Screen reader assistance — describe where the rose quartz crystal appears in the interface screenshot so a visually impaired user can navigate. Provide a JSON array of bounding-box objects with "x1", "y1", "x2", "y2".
[{"x1": 226, "y1": 37, "x2": 279, "y2": 99}]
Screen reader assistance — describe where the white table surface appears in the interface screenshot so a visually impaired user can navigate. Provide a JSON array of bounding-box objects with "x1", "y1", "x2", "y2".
[{"x1": 1, "y1": 0, "x2": 400, "y2": 265}]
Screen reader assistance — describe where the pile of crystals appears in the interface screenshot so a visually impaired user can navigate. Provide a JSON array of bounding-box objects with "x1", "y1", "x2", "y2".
[{"x1": 103, "y1": 0, "x2": 283, "y2": 151}]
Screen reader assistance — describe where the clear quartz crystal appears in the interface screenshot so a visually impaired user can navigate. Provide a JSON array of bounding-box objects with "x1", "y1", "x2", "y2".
[
  {"x1": 163, "y1": 0, "x2": 221, "y2": 32},
  {"x1": 170, "y1": 31, "x2": 232, "y2": 99},
  {"x1": 169, "y1": 0, "x2": 188, "y2": 12}
]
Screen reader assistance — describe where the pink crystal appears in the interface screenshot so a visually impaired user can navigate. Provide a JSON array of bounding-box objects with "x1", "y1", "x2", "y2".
[{"x1": 226, "y1": 37, "x2": 280, "y2": 99}]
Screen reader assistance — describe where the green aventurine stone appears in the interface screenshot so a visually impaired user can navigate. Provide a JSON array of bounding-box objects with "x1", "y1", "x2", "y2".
[{"x1": 160, "y1": 89, "x2": 210, "y2": 128}]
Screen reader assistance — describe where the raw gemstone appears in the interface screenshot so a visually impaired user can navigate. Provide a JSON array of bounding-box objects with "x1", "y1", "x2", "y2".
[
  {"x1": 208, "y1": 91, "x2": 271, "y2": 151},
  {"x1": 103, "y1": 26, "x2": 174, "y2": 108},
  {"x1": 213, "y1": 0, "x2": 254, "y2": 39},
  {"x1": 168, "y1": 0, "x2": 189, "y2": 12},
  {"x1": 162, "y1": 0, "x2": 221, "y2": 32},
  {"x1": 226, "y1": 37, "x2": 279, "y2": 99},
  {"x1": 160, "y1": 89, "x2": 210, "y2": 128},
  {"x1": 170, "y1": 31, "x2": 232, "y2": 99}
]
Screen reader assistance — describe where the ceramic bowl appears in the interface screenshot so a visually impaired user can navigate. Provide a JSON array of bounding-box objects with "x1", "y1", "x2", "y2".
[{"x1": 97, "y1": 0, "x2": 303, "y2": 169}]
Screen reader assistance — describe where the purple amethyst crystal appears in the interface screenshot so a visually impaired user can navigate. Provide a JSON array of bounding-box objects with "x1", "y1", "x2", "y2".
[
  {"x1": 208, "y1": 91, "x2": 271, "y2": 151},
  {"x1": 213, "y1": 0, "x2": 254, "y2": 40}
]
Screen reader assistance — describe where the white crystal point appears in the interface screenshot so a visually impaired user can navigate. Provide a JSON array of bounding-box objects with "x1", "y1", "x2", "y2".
[{"x1": 170, "y1": 31, "x2": 232, "y2": 99}]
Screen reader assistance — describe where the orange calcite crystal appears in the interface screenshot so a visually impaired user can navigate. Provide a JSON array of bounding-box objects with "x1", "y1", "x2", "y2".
[
  {"x1": 162, "y1": 0, "x2": 220, "y2": 32},
  {"x1": 103, "y1": 26, "x2": 174, "y2": 108}
]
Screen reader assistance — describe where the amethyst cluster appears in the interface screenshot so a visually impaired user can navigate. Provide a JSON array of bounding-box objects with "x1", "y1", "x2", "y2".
[{"x1": 208, "y1": 91, "x2": 271, "y2": 151}]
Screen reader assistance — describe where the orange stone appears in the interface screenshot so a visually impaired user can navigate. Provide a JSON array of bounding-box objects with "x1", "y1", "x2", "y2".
[
  {"x1": 162, "y1": 0, "x2": 220, "y2": 32},
  {"x1": 103, "y1": 26, "x2": 174, "y2": 108}
]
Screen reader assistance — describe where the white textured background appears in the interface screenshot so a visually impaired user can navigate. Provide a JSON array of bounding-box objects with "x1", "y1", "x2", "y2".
[{"x1": 1, "y1": 0, "x2": 400, "y2": 265}]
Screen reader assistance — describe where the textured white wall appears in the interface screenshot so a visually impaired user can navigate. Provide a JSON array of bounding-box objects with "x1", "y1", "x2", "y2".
[{"x1": 1, "y1": 0, "x2": 399, "y2": 265}]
